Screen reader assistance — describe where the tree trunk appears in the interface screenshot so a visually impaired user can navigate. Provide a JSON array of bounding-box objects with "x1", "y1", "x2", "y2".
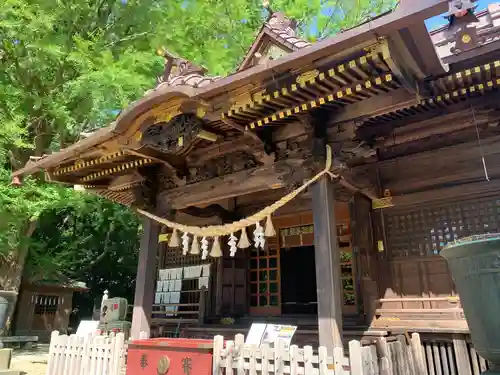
[{"x1": 0, "y1": 220, "x2": 38, "y2": 336}]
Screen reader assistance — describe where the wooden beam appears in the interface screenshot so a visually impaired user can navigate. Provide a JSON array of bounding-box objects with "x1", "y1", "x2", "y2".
[
  {"x1": 312, "y1": 175, "x2": 343, "y2": 349},
  {"x1": 375, "y1": 134, "x2": 500, "y2": 169},
  {"x1": 180, "y1": 204, "x2": 241, "y2": 222},
  {"x1": 220, "y1": 117, "x2": 264, "y2": 144},
  {"x1": 360, "y1": 93, "x2": 500, "y2": 140},
  {"x1": 131, "y1": 217, "x2": 160, "y2": 339},
  {"x1": 12, "y1": 127, "x2": 116, "y2": 177},
  {"x1": 337, "y1": 169, "x2": 378, "y2": 200},
  {"x1": 337, "y1": 177, "x2": 378, "y2": 200},
  {"x1": 380, "y1": 179, "x2": 500, "y2": 209},
  {"x1": 386, "y1": 165, "x2": 500, "y2": 195},
  {"x1": 164, "y1": 159, "x2": 306, "y2": 209},
  {"x1": 329, "y1": 88, "x2": 419, "y2": 125},
  {"x1": 123, "y1": 148, "x2": 186, "y2": 186},
  {"x1": 186, "y1": 136, "x2": 259, "y2": 165}
]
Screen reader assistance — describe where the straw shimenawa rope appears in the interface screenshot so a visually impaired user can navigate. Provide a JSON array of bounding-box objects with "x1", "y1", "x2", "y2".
[{"x1": 137, "y1": 145, "x2": 336, "y2": 236}]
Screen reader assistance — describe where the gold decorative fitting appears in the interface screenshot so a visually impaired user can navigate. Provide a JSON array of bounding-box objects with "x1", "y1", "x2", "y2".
[
  {"x1": 197, "y1": 130, "x2": 218, "y2": 142},
  {"x1": 156, "y1": 107, "x2": 181, "y2": 123},
  {"x1": 221, "y1": 52, "x2": 381, "y2": 119},
  {"x1": 253, "y1": 90, "x2": 267, "y2": 103},
  {"x1": 462, "y1": 34, "x2": 472, "y2": 44},
  {"x1": 134, "y1": 131, "x2": 143, "y2": 141},
  {"x1": 158, "y1": 233, "x2": 170, "y2": 243},
  {"x1": 229, "y1": 92, "x2": 253, "y2": 112},
  {"x1": 247, "y1": 73, "x2": 393, "y2": 129},
  {"x1": 157, "y1": 356, "x2": 171, "y2": 374},
  {"x1": 196, "y1": 106, "x2": 207, "y2": 118},
  {"x1": 53, "y1": 151, "x2": 125, "y2": 176},
  {"x1": 296, "y1": 69, "x2": 319, "y2": 86},
  {"x1": 372, "y1": 197, "x2": 394, "y2": 210},
  {"x1": 80, "y1": 158, "x2": 154, "y2": 182}
]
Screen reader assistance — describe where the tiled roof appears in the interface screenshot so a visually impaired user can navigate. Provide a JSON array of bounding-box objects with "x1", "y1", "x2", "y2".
[{"x1": 264, "y1": 24, "x2": 312, "y2": 51}]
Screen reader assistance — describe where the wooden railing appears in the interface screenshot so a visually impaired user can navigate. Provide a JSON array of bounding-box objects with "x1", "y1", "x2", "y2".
[
  {"x1": 151, "y1": 286, "x2": 207, "y2": 326},
  {"x1": 212, "y1": 333, "x2": 424, "y2": 375},
  {"x1": 419, "y1": 333, "x2": 491, "y2": 375},
  {"x1": 371, "y1": 297, "x2": 467, "y2": 330}
]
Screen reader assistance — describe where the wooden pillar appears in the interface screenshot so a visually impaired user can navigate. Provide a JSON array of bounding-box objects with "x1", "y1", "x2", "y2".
[
  {"x1": 312, "y1": 175, "x2": 343, "y2": 349},
  {"x1": 215, "y1": 258, "x2": 224, "y2": 316},
  {"x1": 131, "y1": 217, "x2": 159, "y2": 339}
]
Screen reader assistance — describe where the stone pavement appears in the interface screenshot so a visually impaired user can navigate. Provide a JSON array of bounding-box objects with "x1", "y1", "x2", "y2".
[{"x1": 9, "y1": 346, "x2": 48, "y2": 375}]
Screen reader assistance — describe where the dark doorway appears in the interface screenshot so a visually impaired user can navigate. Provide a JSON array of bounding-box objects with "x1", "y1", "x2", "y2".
[{"x1": 280, "y1": 246, "x2": 318, "y2": 314}]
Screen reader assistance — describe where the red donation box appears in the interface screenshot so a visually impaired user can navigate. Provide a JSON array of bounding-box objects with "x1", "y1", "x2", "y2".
[{"x1": 126, "y1": 338, "x2": 214, "y2": 375}]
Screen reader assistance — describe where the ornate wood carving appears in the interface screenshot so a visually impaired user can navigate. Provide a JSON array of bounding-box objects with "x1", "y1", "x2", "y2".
[
  {"x1": 274, "y1": 158, "x2": 316, "y2": 192},
  {"x1": 275, "y1": 134, "x2": 312, "y2": 161},
  {"x1": 140, "y1": 113, "x2": 204, "y2": 155},
  {"x1": 131, "y1": 182, "x2": 155, "y2": 211},
  {"x1": 187, "y1": 151, "x2": 259, "y2": 184},
  {"x1": 162, "y1": 160, "x2": 295, "y2": 209},
  {"x1": 274, "y1": 134, "x2": 318, "y2": 191}
]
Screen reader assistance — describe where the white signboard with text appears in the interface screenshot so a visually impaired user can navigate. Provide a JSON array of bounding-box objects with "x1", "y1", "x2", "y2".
[{"x1": 245, "y1": 323, "x2": 297, "y2": 350}]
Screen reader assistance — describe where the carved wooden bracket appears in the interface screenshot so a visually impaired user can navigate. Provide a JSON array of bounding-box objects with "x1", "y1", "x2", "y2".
[{"x1": 140, "y1": 113, "x2": 205, "y2": 155}]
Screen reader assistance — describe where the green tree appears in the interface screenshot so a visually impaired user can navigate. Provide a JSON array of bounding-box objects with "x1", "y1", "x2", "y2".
[{"x1": 0, "y1": 0, "x2": 396, "y2": 319}]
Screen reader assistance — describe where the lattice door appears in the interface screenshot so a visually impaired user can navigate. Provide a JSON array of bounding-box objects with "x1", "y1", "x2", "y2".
[{"x1": 384, "y1": 196, "x2": 500, "y2": 258}]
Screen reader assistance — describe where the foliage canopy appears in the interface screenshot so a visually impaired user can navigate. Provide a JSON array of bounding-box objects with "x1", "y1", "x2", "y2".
[{"x1": 0, "y1": 0, "x2": 395, "y2": 303}]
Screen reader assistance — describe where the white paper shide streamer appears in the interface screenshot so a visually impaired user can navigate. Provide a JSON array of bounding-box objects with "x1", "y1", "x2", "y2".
[{"x1": 141, "y1": 145, "x2": 335, "y2": 259}]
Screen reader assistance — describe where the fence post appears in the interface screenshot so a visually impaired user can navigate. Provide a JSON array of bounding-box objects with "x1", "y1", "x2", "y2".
[
  {"x1": 318, "y1": 346, "x2": 328, "y2": 375},
  {"x1": 235, "y1": 334, "x2": 245, "y2": 375},
  {"x1": 376, "y1": 337, "x2": 391, "y2": 375},
  {"x1": 274, "y1": 339, "x2": 285, "y2": 375},
  {"x1": 111, "y1": 333, "x2": 125, "y2": 375},
  {"x1": 46, "y1": 331, "x2": 59, "y2": 375},
  {"x1": 261, "y1": 343, "x2": 271, "y2": 375},
  {"x1": 452, "y1": 334, "x2": 472, "y2": 375},
  {"x1": 410, "y1": 333, "x2": 427, "y2": 375},
  {"x1": 213, "y1": 335, "x2": 224, "y2": 375},
  {"x1": 333, "y1": 346, "x2": 345, "y2": 375},
  {"x1": 349, "y1": 340, "x2": 364, "y2": 375},
  {"x1": 397, "y1": 335, "x2": 413, "y2": 375},
  {"x1": 290, "y1": 345, "x2": 299, "y2": 375},
  {"x1": 225, "y1": 340, "x2": 235, "y2": 375},
  {"x1": 304, "y1": 345, "x2": 314, "y2": 375}
]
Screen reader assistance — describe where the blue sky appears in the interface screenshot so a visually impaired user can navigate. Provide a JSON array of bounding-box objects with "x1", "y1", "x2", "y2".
[{"x1": 425, "y1": 0, "x2": 492, "y2": 30}]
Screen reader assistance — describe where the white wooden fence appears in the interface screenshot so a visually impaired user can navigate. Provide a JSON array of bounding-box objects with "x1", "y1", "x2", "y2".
[
  {"x1": 46, "y1": 331, "x2": 126, "y2": 375},
  {"x1": 212, "y1": 333, "x2": 426, "y2": 375},
  {"x1": 213, "y1": 334, "x2": 349, "y2": 375}
]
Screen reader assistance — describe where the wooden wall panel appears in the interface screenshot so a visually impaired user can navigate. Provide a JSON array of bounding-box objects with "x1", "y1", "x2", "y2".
[{"x1": 372, "y1": 195, "x2": 498, "y2": 325}]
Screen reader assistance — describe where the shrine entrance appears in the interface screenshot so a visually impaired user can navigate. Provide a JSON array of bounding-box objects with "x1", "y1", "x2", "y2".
[
  {"x1": 280, "y1": 245, "x2": 317, "y2": 315},
  {"x1": 248, "y1": 207, "x2": 357, "y2": 317}
]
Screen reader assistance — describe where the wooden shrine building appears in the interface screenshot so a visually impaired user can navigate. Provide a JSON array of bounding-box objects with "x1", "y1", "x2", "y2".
[{"x1": 14, "y1": 0, "x2": 500, "y2": 349}]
